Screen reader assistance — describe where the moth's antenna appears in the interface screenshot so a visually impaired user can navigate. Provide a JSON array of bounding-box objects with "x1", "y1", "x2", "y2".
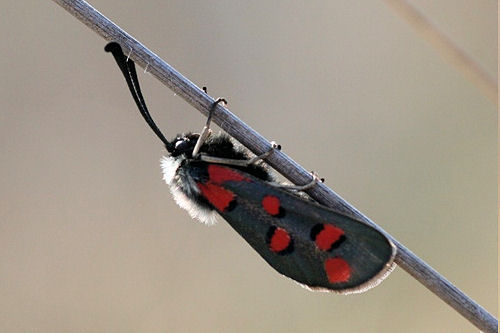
[{"x1": 105, "y1": 42, "x2": 173, "y2": 152}]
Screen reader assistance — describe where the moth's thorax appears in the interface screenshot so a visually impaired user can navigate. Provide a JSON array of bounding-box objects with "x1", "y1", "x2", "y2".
[
  {"x1": 160, "y1": 133, "x2": 272, "y2": 226},
  {"x1": 161, "y1": 155, "x2": 218, "y2": 225},
  {"x1": 160, "y1": 155, "x2": 181, "y2": 186}
]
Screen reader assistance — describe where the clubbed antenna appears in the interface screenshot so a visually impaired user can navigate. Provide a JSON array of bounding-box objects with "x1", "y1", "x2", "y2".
[{"x1": 105, "y1": 42, "x2": 173, "y2": 152}]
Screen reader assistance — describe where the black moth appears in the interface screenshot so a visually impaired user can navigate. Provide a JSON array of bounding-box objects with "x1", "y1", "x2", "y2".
[{"x1": 104, "y1": 42, "x2": 395, "y2": 294}]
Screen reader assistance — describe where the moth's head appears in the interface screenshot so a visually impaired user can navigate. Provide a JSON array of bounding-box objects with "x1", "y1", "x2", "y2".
[{"x1": 169, "y1": 133, "x2": 200, "y2": 158}]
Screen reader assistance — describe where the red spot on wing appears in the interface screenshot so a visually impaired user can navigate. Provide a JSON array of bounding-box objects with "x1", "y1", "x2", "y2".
[
  {"x1": 269, "y1": 227, "x2": 291, "y2": 253},
  {"x1": 207, "y1": 164, "x2": 249, "y2": 184},
  {"x1": 324, "y1": 257, "x2": 351, "y2": 283},
  {"x1": 197, "y1": 182, "x2": 235, "y2": 212},
  {"x1": 315, "y1": 224, "x2": 345, "y2": 251},
  {"x1": 262, "y1": 195, "x2": 281, "y2": 216},
  {"x1": 196, "y1": 165, "x2": 250, "y2": 212}
]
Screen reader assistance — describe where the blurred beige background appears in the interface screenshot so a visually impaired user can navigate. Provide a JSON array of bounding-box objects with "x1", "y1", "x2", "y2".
[{"x1": 0, "y1": 1, "x2": 496, "y2": 332}]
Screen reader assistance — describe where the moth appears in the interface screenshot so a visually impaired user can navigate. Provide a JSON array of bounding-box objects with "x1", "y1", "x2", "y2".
[{"x1": 105, "y1": 42, "x2": 396, "y2": 294}]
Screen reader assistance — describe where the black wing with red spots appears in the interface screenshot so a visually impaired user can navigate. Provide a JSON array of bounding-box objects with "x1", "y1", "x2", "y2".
[{"x1": 187, "y1": 162, "x2": 396, "y2": 294}]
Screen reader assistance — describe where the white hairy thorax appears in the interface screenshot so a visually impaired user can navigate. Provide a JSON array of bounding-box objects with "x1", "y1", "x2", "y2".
[{"x1": 160, "y1": 156, "x2": 218, "y2": 225}]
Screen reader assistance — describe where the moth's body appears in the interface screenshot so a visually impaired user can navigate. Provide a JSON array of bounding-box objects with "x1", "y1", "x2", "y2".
[
  {"x1": 161, "y1": 133, "x2": 395, "y2": 293},
  {"x1": 105, "y1": 42, "x2": 396, "y2": 294}
]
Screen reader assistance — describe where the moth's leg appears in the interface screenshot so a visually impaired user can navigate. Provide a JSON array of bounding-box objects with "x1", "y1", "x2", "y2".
[
  {"x1": 192, "y1": 91, "x2": 228, "y2": 158},
  {"x1": 199, "y1": 140, "x2": 323, "y2": 191},
  {"x1": 269, "y1": 171, "x2": 324, "y2": 191},
  {"x1": 246, "y1": 141, "x2": 281, "y2": 165},
  {"x1": 198, "y1": 141, "x2": 281, "y2": 167}
]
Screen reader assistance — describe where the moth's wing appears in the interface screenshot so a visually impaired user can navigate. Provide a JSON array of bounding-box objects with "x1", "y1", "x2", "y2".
[{"x1": 192, "y1": 164, "x2": 396, "y2": 294}]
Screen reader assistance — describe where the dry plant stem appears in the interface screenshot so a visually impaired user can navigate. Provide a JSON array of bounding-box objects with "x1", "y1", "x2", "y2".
[
  {"x1": 51, "y1": 1, "x2": 498, "y2": 332},
  {"x1": 383, "y1": 0, "x2": 497, "y2": 104}
]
